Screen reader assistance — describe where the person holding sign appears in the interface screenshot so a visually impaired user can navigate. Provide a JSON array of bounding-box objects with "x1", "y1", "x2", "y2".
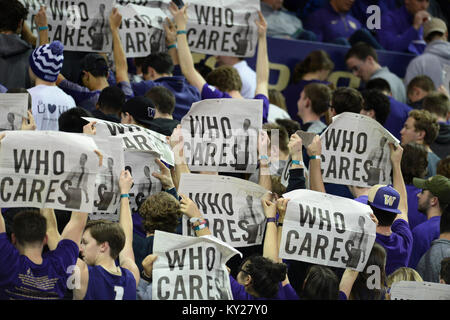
[
  {"x1": 169, "y1": 2, "x2": 270, "y2": 124},
  {"x1": 71, "y1": 170, "x2": 140, "y2": 300}
]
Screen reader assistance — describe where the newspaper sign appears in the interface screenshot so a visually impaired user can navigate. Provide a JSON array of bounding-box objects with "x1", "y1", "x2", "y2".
[
  {"x1": 178, "y1": 173, "x2": 268, "y2": 247},
  {"x1": 279, "y1": 189, "x2": 376, "y2": 272},
  {"x1": 390, "y1": 281, "x2": 450, "y2": 300},
  {"x1": 0, "y1": 131, "x2": 100, "y2": 212},
  {"x1": 0, "y1": 94, "x2": 29, "y2": 131},
  {"x1": 180, "y1": 98, "x2": 262, "y2": 173},
  {"x1": 320, "y1": 112, "x2": 399, "y2": 188},
  {"x1": 117, "y1": 4, "x2": 167, "y2": 57},
  {"x1": 83, "y1": 117, "x2": 174, "y2": 166},
  {"x1": 117, "y1": 0, "x2": 260, "y2": 57},
  {"x1": 124, "y1": 150, "x2": 162, "y2": 213},
  {"x1": 152, "y1": 230, "x2": 241, "y2": 300},
  {"x1": 90, "y1": 136, "x2": 125, "y2": 221},
  {"x1": 39, "y1": 0, "x2": 115, "y2": 53}
]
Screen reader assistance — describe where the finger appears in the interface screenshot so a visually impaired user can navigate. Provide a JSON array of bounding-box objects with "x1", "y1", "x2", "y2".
[
  {"x1": 94, "y1": 149, "x2": 103, "y2": 167},
  {"x1": 0, "y1": 133, "x2": 6, "y2": 142},
  {"x1": 154, "y1": 158, "x2": 167, "y2": 171}
]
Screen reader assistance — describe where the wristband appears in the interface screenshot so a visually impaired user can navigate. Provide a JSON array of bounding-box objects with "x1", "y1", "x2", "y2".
[
  {"x1": 194, "y1": 223, "x2": 207, "y2": 231},
  {"x1": 291, "y1": 160, "x2": 304, "y2": 166},
  {"x1": 277, "y1": 222, "x2": 283, "y2": 227},
  {"x1": 309, "y1": 155, "x2": 321, "y2": 160},
  {"x1": 120, "y1": 193, "x2": 130, "y2": 199},
  {"x1": 266, "y1": 217, "x2": 277, "y2": 224},
  {"x1": 167, "y1": 43, "x2": 177, "y2": 50},
  {"x1": 141, "y1": 270, "x2": 152, "y2": 282},
  {"x1": 38, "y1": 26, "x2": 49, "y2": 31},
  {"x1": 176, "y1": 30, "x2": 187, "y2": 35},
  {"x1": 259, "y1": 155, "x2": 269, "y2": 160}
]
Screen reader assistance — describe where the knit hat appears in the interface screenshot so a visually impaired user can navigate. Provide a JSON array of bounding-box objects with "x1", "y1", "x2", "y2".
[
  {"x1": 29, "y1": 41, "x2": 64, "y2": 82},
  {"x1": 367, "y1": 184, "x2": 401, "y2": 214}
]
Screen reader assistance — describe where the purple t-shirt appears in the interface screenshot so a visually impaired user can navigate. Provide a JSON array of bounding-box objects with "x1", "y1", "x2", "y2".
[
  {"x1": 201, "y1": 83, "x2": 269, "y2": 124},
  {"x1": 408, "y1": 216, "x2": 441, "y2": 269},
  {"x1": 375, "y1": 219, "x2": 413, "y2": 275},
  {"x1": 406, "y1": 184, "x2": 426, "y2": 230},
  {"x1": 229, "y1": 275, "x2": 299, "y2": 300},
  {"x1": 0, "y1": 233, "x2": 79, "y2": 300}
]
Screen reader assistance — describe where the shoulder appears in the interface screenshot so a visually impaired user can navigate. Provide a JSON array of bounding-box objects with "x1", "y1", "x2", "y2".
[{"x1": 392, "y1": 219, "x2": 413, "y2": 239}]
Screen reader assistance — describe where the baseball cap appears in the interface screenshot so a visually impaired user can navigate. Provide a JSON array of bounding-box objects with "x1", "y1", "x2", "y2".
[
  {"x1": 122, "y1": 96, "x2": 156, "y2": 126},
  {"x1": 367, "y1": 184, "x2": 401, "y2": 214},
  {"x1": 424, "y1": 18, "x2": 448, "y2": 40},
  {"x1": 81, "y1": 53, "x2": 109, "y2": 77},
  {"x1": 413, "y1": 175, "x2": 450, "y2": 204}
]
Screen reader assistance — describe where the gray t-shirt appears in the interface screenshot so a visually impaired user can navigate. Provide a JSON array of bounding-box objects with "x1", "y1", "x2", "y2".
[
  {"x1": 416, "y1": 239, "x2": 450, "y2": 283},
  {"x1": 370, "y1": 67, "x2": 407, "y2": 104}
]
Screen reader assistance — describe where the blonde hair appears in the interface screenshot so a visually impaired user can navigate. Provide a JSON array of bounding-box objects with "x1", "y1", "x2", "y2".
[{"x1": 387, "y1": 267, "x2": 423, "y2": 287}]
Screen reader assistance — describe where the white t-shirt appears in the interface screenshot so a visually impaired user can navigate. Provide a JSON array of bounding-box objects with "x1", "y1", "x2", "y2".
[
  {"x1": 28, "y1": 85, "x2": 76, "y2": 131},
  {"x1": 233, "y1": 60, "x2": 257, "y2": 99},
  {"x1": 267, "y1": 103, "x2": 291, "y2": 123}
]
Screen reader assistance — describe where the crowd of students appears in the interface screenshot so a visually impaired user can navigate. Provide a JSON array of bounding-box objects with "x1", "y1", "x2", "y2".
[{"x1": 0, "y1": 0, "x2": 449, "y2": 301}]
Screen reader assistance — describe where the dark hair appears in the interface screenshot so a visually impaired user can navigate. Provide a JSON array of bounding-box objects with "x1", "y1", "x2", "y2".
[
  {"x1": 423, "y1": 92, "x2": 450, "y2": 118},
  {"x1": 292, "y1": 50, "x2": 334, "y2": 83},
  {"x1": 441, "y1": 257, "x2": 450, "y2": 284},
  {"x1": 139, "y1": 192, "x2": 181, "y2": 234},
  {"x1": 407, "y1": 75, "x2": 435, "y2": 95},
  {"x1": 361, "y1": 89, "x2": 391, "y2": 125},
  {"x1": 97, "y1": 86, "x2": 126, "y2": 114},
  {"x1": 58, "y1": 107, "x2": 92, "y2": 133},
  {"x1": 304, "y1": 83, "x2": 332, "y2": 116},
  {"x1": 440, "y1": 205, "x2": 450, "y2": 234},
  {"x1": 12, "y1": 210, "x2": 46, "y2": 246},
  {"x1": 351, "y1": 242, "x2": 387, "y2": 300},
  {"x1": 206, "y1": 66, "x2": 242, "y2": 92},
  {"x1": 369, "y1": 204, "x2": 397, "y2": 227},
  {"x1": 81, "y1": 54, "x2": 109, "y2": 78},
  {"x1": 84, "y1": 220, "x2": 125, "y2": 260},
  {"x1": 365, "y1": 78, "x2": 392, "y2": 94},
  {"x1": 142, "y1": 52, "x2": 174, "y2": 75},
  {"x1": 345, "y1": 42, "x2": 378, "y2": 63},
  {"x1": 275, "y1": 118, "x2": 301, "y2": 137},
  {"x1": 408, "y1": 109, "x2": 440, "y2": 146},
  {"x1": 301, "y1": 265, "x2": 339, "y2": 300},
  {"x1": 437, "y1": 156, "x2": 450, "y2": 178},
  {"x1": 243, "y1": 255, "x2": 287, "y2": 299},
  {"x1": 331, "y1": 87, "x2": 364, "y2": 114},
  {"x1": 268, "y1": 89, "x2": 288, "y2": 112},
  {"x1": 6, "y1": 87, "x2": 32, "y2": 110},
  {"x1": 425, "y1": 31, "x2": 446, "y2": 43},
  {"x1": 0, "y1": 0, "x2": 27, "y2": 32},
  {"x1": 145, "y1": 86, "x2": 176, "y2": 115},
  {"x1": 401, "y1": 143, "x2": 428, "y2": 184}
]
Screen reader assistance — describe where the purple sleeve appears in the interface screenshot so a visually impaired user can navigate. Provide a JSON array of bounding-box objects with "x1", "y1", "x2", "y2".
[
  {"x1": 281, "y1": 283, "x2": 299, "y2": 300},
  {"x1": 48, "y1": 239, "x2": 79, "y2": 270},
  {"x1": 201, "y1": 83, "x2": 230, "y2": 100},
  {"x1": 0, "y1": 233, "x2": 19, "y2": 286},
  {"x1": 391, "y1": 219, "x2": 413, "y2": 256},
  {"x1": 0, "y1": 84, "x2": 7, "y2": 93},
  {"x1": 377, "y1": 14, "x2": 421, "y2": 52},
  {"x1": 254, "y1": 94, "x2": 269, "y2": 124},
  {"x1": 58, "y1": 79, "x2": 95, "y2": 105},
  {"x1": 117, "y1": 81, "x2": 135, "y2": 100},
  {"x1": 229, "y1": 274, "x2": 251, "y2": 300}
]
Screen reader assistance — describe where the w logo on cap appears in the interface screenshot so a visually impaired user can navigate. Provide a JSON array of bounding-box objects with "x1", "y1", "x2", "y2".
[{"x1": 383, "y1": 195, "x2": 396, "y2": 207}]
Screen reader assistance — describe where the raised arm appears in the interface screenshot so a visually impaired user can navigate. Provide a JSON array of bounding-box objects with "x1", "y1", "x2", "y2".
[
  {"x1": 258, "y1": 129, "x2": 272, "y2": 191},
  {"x1": 339, "y1": 268, "x2": 359, "y2": 300},
  {"x1": 167, "y1": 125, "x2": 190, "y2": 190},
  {"x1": 152, "y1": 158, "x2": 176, "y2": 192},
  {"x1": 164, "y1": 17, "x2": 179, "y2": 66},
  {"x1": 286, "y1": 133, "x2": 306, "y2": 192},
  {"x1": 254, "y1": 11, "x2": 268, "y2": 98},
  {"x1": 118, "y1": 169, "x2": 140, "y2": 286},
  {"x1": 0, "y1": 134, "x2": 5, "y2": 234},
  {"x1": 40, "y1": 208, "x2": 61, "y2": 250},
  {"x1": 306, "y1": 135, "x2": 325, "y2": 193},
  {"x1": 110, "y1": 8, "x2": 129, "y2": 84},
  {"x1": 179, "y1": 194, "x2": 211, "y2": 237},
  {"x1": 34, "y1": 6, "x2": 49, "y2": 46},
  {"x1": 389, "y1": 143, "x2": 408, "y2": 222},
  {"x1": 276, "y1": 197, "x2": 290, "y2": 285},
  {"x1": 261, "y1": 193, "x2": 278, "y2": 262},
  {"x1": 60, "y1": 210, "x2": 88, "y2": 246},
  {"x1": 169, "y1": 2, "x2": 206, "y2": 92}
]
